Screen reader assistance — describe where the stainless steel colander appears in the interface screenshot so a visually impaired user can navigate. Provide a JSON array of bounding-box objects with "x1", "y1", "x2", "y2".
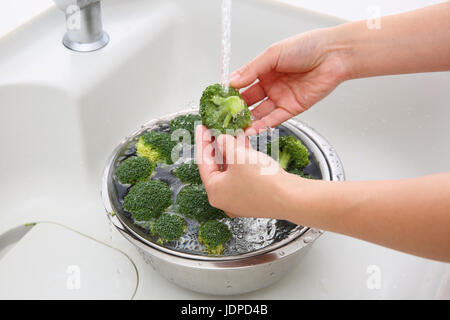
[{"x1": 101, "y1": 108, "x2": 345, "y2": 295}]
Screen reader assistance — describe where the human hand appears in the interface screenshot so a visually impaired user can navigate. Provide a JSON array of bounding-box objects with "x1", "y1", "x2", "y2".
[
  {"x1": 230, "y1": 29, "x2": 349, "y2": 132},
  {"x1": 195, "y1": 125, "x2": 300, "y2": 219}
]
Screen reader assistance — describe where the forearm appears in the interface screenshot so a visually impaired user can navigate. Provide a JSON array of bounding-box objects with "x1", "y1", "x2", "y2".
[
  {"x1": 330, "y1": 2, "x2": 450, "y2": 80},
  {"x1": 280, "y1": 173, "x2": 450, "y2": 262}
]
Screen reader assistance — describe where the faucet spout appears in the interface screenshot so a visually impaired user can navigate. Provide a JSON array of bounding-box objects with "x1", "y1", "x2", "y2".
[{"x1": 54, "y1": 0, "x2": 109, "y2": 52}]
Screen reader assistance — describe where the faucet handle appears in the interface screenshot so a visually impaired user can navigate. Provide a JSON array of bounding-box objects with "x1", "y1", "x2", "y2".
[{"x1": 53, "y1": 0, "x2": 109, "y2": 52}]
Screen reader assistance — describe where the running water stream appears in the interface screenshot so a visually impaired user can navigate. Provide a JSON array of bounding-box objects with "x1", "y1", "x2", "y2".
[{"x1": 220, "y1": 0, "x2": 232, "y2": 92}]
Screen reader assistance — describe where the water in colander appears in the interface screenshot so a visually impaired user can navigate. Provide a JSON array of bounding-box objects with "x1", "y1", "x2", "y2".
[{"x1": 113, "y1": 119, "x2": 322, "y2": 256}]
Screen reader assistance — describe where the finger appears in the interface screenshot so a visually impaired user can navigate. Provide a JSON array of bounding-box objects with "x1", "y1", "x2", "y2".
[
  {"x1": 240, "y1": 82, "x2": 266, "y2": 106},
  {"x1": 249, "y1": 108, "x2": 295, "y2": 133},
  {"x1": 215, "y1": 134, "x2": 238, "y2": 165},
  {"x1": 195, "y1": 125, "x2": 220, "y2": 181},
  {"x1": 230, "y1": 44, "x2": 281, "y2": 89},
  {"x1": 262, "y1": 108, "x2": 295, "y2": 127},
  {"x1": 235, "y1": 130, "x2": 251, "y2": 149},
  {"x1": 224, "y1": 212, "x2": 237, "y2": 219},
  {"x1": 244, "y1": 126, "x2": 259, "y2": 136},
  {"x1": 250, "y1": 99, "x2": 276, "y2": 120},
  {"x1": 250, "y1": 119, "x2": 270, "y2": 133}
]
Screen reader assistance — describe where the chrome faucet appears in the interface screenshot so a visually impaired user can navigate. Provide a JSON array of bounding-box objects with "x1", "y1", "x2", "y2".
[{"x1": 53, "y1": 0, "x2": 109, "y2": 52}]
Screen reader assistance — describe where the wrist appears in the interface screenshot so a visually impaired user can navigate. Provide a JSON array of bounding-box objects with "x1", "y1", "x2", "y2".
[
  {"x1": 275, "y1": 172, "x2": 319, "y2": 225},
  {"x1": 277, "y1": 173, "x2": 355, "y2": 231},
  {"x1": 320, "y1": 26, "x2": 357, "y2": 83},
  {"x1": 324, "y1": 20, "x2": 377, "y2": 82}
]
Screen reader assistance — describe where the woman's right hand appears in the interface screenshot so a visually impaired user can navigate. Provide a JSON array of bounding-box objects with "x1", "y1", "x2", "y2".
[{"x1": 230, "y1": 28, "x2": 350, "y2": 133}]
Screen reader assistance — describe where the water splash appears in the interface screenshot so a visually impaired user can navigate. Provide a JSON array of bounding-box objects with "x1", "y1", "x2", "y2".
[{"x1": 220, "y1": 0, "x2": 232, "y2": 92}]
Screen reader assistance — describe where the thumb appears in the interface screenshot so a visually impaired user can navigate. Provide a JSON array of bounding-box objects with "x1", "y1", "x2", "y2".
[
  {"x1": 215, "y1": 134, "x2": 238, "y2": 165},
  {"x1": 229, "y1": 44, "x2": 281, "y2": 89},
  {"x1": 196, "y1": 125, "x2": 221, "y2": 181}
]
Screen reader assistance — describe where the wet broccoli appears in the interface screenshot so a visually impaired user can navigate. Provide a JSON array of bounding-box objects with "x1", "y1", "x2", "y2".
[
  {"x1": 200, "y1": 84, "x2": 252, "y2": 134},
  {"x1": 170, "y1": 114, "x2": 202, "y2": 145},
  {"x1": 136, "y1": 131, "x2": 176, "y2": 165},
  {"x1": 116, "y1": 156, "x2": 155, "y2": 185},
  {"x1": 150, "y1": 213, "x2": 186, "y2": 243},
  {"x1": 268, "y1": 136, "x2": 310, "y2": 172},
  {"x1": 176, "y1": 184, "x2": 227, "y2": 222},
  {"x1": 173, "y1": 161, "x2": 202, "y2": 185},
  {"x1": 123, "y1": 180, "x2": 172, "y2": 221},
  {"x1": 198, "y1": 220, "x2": 232, "y2": 255}
]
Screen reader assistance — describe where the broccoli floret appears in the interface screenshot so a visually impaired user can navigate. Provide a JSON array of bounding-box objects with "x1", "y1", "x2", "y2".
[
  {"x1": 170, "y1": 114, "x2": 202, "y2": 145},
  {"x1": 287, "y1": 168, "x2": 317, "y2": 179},
  {"x1": 200, "y1": 84, "x2": 252, "y2": 134},
  {"x1": 176, "y1": 184, "x2": 227, "y2": 222},
  {"x1": 198, "y1": 220, "x2": 232, "y2": 255},
  {"x1": 136, "y1": 131, "x2": 176, "y2": 165},
  {"x1": 116, "y1": 156, "x2": 155, "y2": 185},
  {"x1": 123, "y1": 180, "x2": 172, "y2": 221},
  {"x1": 150, "y1": 214, "x2": 186, "y2": 243},
  {"x1": 268, "y1": 136, "x2": 310, "y2": 171},
  {"x1": 173, "y1": 161, "x2": 202, "y2": 185}
]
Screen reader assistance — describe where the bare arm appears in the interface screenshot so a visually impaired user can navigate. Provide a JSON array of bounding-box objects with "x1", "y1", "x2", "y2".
[
  {"x1": 281, "y1": 173, "x2": 450, "y2": 262},
  {"x1": 197, "y1": 3, "x2": 450, "y2": 263},
  {"x1": 196, "y1": 127, "x2": 450, "y2": 262},
  {"x1": 335, "y1": 2, "x2": 450, "y2": 79}
]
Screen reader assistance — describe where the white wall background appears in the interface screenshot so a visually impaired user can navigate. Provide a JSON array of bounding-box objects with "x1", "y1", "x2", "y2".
[
  {"x1": 277, "y1": 0, "x2": 447, "y2": 21},
  {"x1": 0, "y1": 0, "x2": 447, "y2": 38}
]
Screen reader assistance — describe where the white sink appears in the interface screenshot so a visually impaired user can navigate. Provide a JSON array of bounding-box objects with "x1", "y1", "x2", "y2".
[{"x1": 0, "y1": 0, "x2": 449, "y2": 299}]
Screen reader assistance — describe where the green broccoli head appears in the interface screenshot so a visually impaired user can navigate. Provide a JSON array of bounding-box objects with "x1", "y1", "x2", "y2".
[
  {"x1": 173, "y1": 161, "x2": 202, "y2": 185},
  {"x1": 123, "y1": 180, "x2": 172, "y2": 221},
  {"x1": 176, "y1": 184, "x2": 227, "y2": 222},
  {"x1": 268, "y1": 136, "x2": 310, "y2": 171},
  {"x1": 150, "y1": 213, "x2": 186, "y2": 243},
  {"x1": 136, "y1": 131, "x2": 176, "y2": 165},
  {"x1": 170, "y1": 114, "x2": 202, "y2": 145},
  {"x1": 198, "y1": 220, "x2": 232, "y2": 255},
  {"x1": 116, "y1": 156, "x2": 155, "y2": 185},
  {"x1": 200, "y1": 84, "x2": 252, "y2": 134}
]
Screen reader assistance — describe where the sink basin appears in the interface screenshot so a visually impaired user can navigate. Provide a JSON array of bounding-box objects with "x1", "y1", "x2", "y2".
[{"x1": 0, "y1": 0, "x2": 449, "y2": 299}]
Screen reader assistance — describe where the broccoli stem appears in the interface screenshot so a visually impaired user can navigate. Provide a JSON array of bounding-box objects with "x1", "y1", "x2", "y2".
[
  {"x1": 223, "y1": 113, "x2": 232, "y2": 128},
  {"x1": 213, "y1": 96, "x2": 245, "y2": 129},
  {"x1": 278, "y1": 151, "x2": 291, "y2": 170},
  {"x1": 224, "y1": 96, "x2": 245, "y2": 114}
]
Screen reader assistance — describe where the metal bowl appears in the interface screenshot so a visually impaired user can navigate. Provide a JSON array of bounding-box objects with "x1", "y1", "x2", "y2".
[{"x1": 101, "y1": 109, "x2": 345, "y2": 295}]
